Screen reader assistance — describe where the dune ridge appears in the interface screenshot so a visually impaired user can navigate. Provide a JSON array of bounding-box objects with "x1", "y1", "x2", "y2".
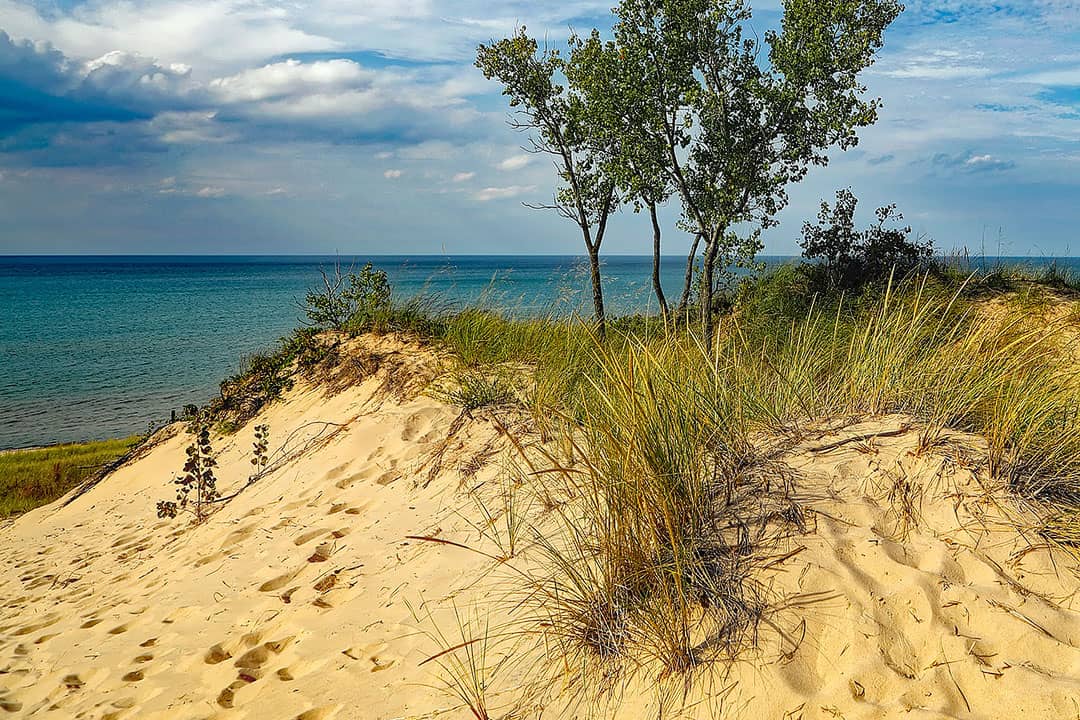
[{"x1": 3, "y1": 335, "x2": 1080, "y2": 719}]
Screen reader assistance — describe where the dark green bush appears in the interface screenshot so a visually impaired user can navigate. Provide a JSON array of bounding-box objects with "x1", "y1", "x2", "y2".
[{"x1": 801, "y1": 188, "x2": 932, "y2": 291}]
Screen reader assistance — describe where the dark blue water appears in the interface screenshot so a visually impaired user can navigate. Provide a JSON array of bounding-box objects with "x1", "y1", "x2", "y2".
[{"x1": 1, "y1": 254, "x2": 1077, "y2": 449}]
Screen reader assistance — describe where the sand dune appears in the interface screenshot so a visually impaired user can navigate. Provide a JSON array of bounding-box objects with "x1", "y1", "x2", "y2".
[{"x1": 3, "y1": 336, "x2": 1080, "y2": 719}]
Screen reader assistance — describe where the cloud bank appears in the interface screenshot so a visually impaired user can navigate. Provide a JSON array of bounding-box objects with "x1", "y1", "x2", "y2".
[{"x1": 0, "y1": 0, "x2": 1078, "y2": 254}]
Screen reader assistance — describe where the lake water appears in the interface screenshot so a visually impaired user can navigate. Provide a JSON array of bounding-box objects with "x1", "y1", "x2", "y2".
[{"x1": 1, "y1": 254, "x2": 1076, "y2": 449}]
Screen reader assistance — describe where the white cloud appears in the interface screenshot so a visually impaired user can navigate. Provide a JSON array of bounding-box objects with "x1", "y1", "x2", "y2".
[
  {"x1": 1016, "y1": 66, "x2": 1080, "y2": 85},
  {"x1": 208, "y1": 58, "x2": 372, "y2": 102},
  {"x1": 195, "y1": 185, "x2": 226, "y2": 197},
  {"x1": 880, "y1": 49, "x2": 990, "y2": 80},
  {"x1": 884, "y1": 63, "x2": 991, "y2": 79},
  {"x1": 399, "y1": 141, "x2": 461, "y2": 161},
  {"x1": 474, "y1": 184, "x2": 534, "y2": 201},
  {"x1": 0, "y1": 0, "x2": 621, "y2": 75},
  {"x1": 452, "y1": 171, "x2": 475, "y2": 182},
  {"x1": 496, "y1": 154, "x2": 530, "y2": 171},
  {"x1": 0, "y1": 0, "x2": 339, "y2": 75},
  {"x1": 151, "y1": 111, "x2": 236, "y2": 144},
  {"x1": 384, "y1": 169, "x2": 403, "y2": 178}
]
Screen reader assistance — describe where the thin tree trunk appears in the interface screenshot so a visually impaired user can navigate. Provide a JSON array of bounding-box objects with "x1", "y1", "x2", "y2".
[
  {"x1": 648, "y1": 202, "x2": 669, "y2": 321},
  {"x1": 701, "y1": 229, "x2": 721, "y2": 342},
  {"x1": 583, "y1": 183, "x2": 615, "y2": 341},
  {"x1": 587, "y1": 245, "x2": 606, "y2": 340},
  {"x1": 676, "y1": 232, "x2": 703, "y2": 315}
]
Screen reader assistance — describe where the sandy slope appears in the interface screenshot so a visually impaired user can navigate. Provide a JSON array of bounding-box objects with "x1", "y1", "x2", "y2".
[{"x1": 3, "y1": 336, "x2": 1080, "y2": 719}]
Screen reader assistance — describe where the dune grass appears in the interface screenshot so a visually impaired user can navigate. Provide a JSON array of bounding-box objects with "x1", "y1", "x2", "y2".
[
  {"x1": 0, "y1": 436, "x2": 143, "y2": 517},
  {"x1": 407, "y1": 272, "x2": 1080, "y2": 712}
]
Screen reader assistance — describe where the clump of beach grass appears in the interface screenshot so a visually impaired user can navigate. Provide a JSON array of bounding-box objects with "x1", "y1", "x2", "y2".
[{"x1": 426, "y1": 272, "x2": 1080, "y2": 714}]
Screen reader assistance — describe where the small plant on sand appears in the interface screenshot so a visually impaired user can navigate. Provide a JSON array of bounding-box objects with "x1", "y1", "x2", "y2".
[
  {"x1": 249, "y1": 424, "x2": 270, "y2": 483},
  {"x1": 440, "y1": 370, "x2": 516, "y2": 412},
  {"x1": 411, "y1": 601, "x2": 504, "y2": 720},
  {"x1": 157, "y1": 425, "x2": 220, "y2": 523},
  {"x1": 464, "y1": 474, "x2": 529, "y2": 562}
]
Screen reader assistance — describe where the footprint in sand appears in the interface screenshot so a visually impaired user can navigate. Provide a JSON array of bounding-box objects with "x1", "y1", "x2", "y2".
[
  {"x1": 217, "y1": 636, "x2": 295, "y2": 707},
  {"x1": 194, "y1": 550, "x2": 227, "y2": 568},
  {"x1": 258, "y1": 568, "x2": 303, "y2": 593},
  {"x1": 401, "y1": 409, "x2": 444, "y2": 442},
  {"x1": 220, "y1": 524, "x2": 257, "y2": 550},
  {"x1": 62, "y1": 674, "x2": 85, "y2": 690},
  {"x1": 205, "y1": 644, "x2": 233, "y2": 665},
  {"x1": 375, "y1": 471, "x2": 400, "y2": 486},
  {"x1": 293, "y1": 528, "x2": 330, "y2": 546},
  {"x1": 12, "y1": 615, "x2": 59, "y2": 636},
  {"x1": 313, "y1": 571, "x2": 339, "y2": 593},
  {"x1": 334, "y1": 469, "x2": 373, "y2": 490},
  {"x1": 307, "y1": 543, "x2": 334, "y2": 563},
  {"x1": 275, "y1": 657, "x2": 327, "y2": 683},
  {"x1": 343, "y1": 642, "x2": 401, "y2": 673},
  {"x1": 325, "y1": 461, "x2": 352, "y2": 481}
]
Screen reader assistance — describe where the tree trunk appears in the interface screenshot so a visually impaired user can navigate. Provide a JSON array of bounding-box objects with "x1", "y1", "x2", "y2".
[
  {"x1": 648, "y1": 202, "x2": 669, "y2": 321},
  {"x1": 587, "y1": 245, "x2": 606, "y2": 340},
  {"x1": 676, "y1": 232, "x2": 703, "y2": 315},
  {"x1": 701, "y1": 230, "x2": 721, "y2": 342}
]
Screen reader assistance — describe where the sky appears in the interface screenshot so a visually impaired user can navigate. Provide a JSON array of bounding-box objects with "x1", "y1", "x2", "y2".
[{"x1": 0, "y1": 0, "x2": 1078, "y2": 256}]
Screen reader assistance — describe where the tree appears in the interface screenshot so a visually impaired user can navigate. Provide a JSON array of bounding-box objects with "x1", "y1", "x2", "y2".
[
  {"x1": 566, "y1": 30, "x2": 674, "y2": 320},
  {"x1": 801, "y1": 188, "x2": 931, "y2": 288},
  {"x1": 608, "y1": 0, "x2": 903, "y2": 339},
  {"x1": 477, "y1": 29, "x2": 617, "y2": 337}
]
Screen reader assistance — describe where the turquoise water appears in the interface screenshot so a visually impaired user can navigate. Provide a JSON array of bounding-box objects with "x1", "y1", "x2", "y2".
[{"x1": 1, "y1": 254, "x2": 1077, "y2": 449}]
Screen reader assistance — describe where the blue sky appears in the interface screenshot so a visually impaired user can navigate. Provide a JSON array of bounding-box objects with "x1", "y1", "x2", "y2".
[{"x1": 0, "y1": 0, "x2": 1078, "y2": 255}]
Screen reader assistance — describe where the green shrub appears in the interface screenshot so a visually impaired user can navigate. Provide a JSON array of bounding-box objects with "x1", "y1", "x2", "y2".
[
  {"x1": 801, "y1": 188, "x2": 933, "y2": 290},
  {"x1": 304, "y1": 262, "x2": 392, "y2": 332}
]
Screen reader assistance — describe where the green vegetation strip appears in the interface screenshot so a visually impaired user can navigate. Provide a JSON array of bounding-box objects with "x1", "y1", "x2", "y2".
[{"x1": 0, "y1": 436, "x2": 142, "y2": 517}]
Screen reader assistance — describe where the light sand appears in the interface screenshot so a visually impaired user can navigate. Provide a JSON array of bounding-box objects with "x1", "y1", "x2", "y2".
[{"x1": 3, "y1": 336, "x2": 1080, "y2": 719}]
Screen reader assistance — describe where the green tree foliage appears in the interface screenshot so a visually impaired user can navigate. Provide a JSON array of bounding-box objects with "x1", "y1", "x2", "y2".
[
  {"x1": 566, "y1": 29, "x2": 675, "y2": 319},
  {"x1": 578, "y1": 0, "x2": 902, "y2": 337},
  {"x1": 801, "y1": 188, "x2": 932, "y2": 289},
  {"x1": 477, "y1": 29, "x2": 617, "y2": 337}
]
